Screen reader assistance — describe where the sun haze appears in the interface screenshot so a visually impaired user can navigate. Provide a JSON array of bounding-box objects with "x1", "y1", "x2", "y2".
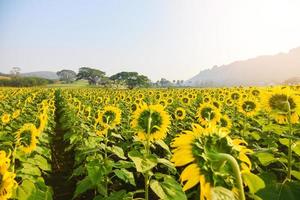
[{"x1": 1, "y1": 0, "x2": 300, "y2": 81}]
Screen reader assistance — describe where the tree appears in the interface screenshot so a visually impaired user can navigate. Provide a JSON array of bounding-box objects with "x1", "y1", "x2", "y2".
[
  {"x1": 110, "y1": 72, "x2": 151, "y2": 89},
  {"x1": 76, "y1": 67, "x2": 106, "y2": 85},
  {"x1": 56, "y1": 69, "x2": 76, "y2": 83},
  {"x1": 159, "y1": 78, "x2": 172, "y2": 87},
  {"x1": 10, "y1": 67, "x2": 21, "y2": 77}
]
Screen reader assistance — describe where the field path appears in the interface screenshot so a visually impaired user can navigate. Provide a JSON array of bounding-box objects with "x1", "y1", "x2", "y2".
[{"x1": 48, "y1": 91, "x2": 76, "y2": 200}]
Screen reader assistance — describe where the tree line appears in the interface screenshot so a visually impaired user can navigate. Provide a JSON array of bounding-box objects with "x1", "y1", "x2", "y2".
[{"x1": 57, "y1": 67, "x2": 185, "y2": 88}]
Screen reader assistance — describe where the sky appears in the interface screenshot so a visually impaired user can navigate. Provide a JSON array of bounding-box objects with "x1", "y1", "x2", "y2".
[{"x1": 1, "y1": 0, "x2": 300, "y2": 81}]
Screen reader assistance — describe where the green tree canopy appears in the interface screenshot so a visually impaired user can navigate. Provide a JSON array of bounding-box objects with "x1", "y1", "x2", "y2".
[
  {"x1": 76, "y1": 67, "x2": 106, "y2": 85},
  {"x1": 110, "y1": 71, "x2": 150, "y2": 89},
  {"x1": 57, "y1": 69, "x2": 76, "y2": 83}
]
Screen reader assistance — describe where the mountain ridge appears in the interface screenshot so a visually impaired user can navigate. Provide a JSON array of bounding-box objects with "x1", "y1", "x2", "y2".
[{"x1": 186, "y1": 47, "x2": 300, "y2": 87}]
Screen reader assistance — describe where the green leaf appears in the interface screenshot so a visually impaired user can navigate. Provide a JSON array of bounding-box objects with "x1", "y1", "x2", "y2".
[
  {"x1": 19, "y1": 163, "x2": 41, "y2": 176},
  {"x1": 110, "y1": 146, "x2": 126, "y2": 159},
  {"x1": 113, "y1": 160, "x2": 135, "y2": 169},
  {"x1": 292, "y1": 141, "x2": 300, "y2": 156},
  {"x1": 25, "y1": 155, "x2": 51, "y2": 171},
  {"x1": 150, "y1": 180, "x2": 168, "y2": 199},
  {"x1": 155, "y1": 140, "x2": 171, "y2": 154},
  {"x1": 291, "y1": 170, "x2": 300, "y2": 180},
  {"x1": 128, "y1": 150, "x2": 158, "y2": 173},
  {"x1": 254, "y1": 152, "x2": 277, "y2": 166},
  {"x1": 257, "y1": 180, "x2": 300, "y2": 200},
  {"x1": 211, "y1": 186, "x2": 238, "y2": 200},
  {"x1": 242, "y1": 172, "x2": 265, "y2": 194},
  {"x1": 73, "y1": 177, "x2": 94, "y2": 199},
  {"x1": 15, "y1": 179, "x2": 53, "y2": 200},
  {"x1": 87, "y1": 164, "x2": 103, "y2": 185},
  {"x1": 15, "y1": 180, "x2": 36, "y2": 200},
  {"x1": 157, "y1": 158, "x2": 176, "y2": 173},
  {"x1": 159, "y1": 175, "x2": 187, "y2": 200},
  {"x1": 114, "y1": 169, "x2": 136, "y2": 186}
]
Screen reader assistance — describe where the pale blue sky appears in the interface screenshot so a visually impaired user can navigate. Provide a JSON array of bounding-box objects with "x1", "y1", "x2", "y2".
[{"x1": 1, "y1": 0, "x2": 300, "y2": 81}]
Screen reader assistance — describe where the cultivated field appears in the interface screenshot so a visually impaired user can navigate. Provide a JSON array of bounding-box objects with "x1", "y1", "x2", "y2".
[{"x1": 1, "y1": 86, "x2": 300, "y2": 200}]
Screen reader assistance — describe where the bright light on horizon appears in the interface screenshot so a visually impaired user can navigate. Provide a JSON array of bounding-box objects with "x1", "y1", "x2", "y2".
[{"x1": 1, "y1": 0, "x2": 300, "y2": 81}]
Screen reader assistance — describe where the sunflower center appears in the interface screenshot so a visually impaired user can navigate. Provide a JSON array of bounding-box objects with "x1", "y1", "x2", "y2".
[
  {"x1": 131, "y1": 104, "x2": 137, "y2": 112},
  {"x1": 201, "y1": 107, "x2": 215, "y2": 120},
  {"x1": 176, "y1": 110, "x2": 183, "y2": 117},
  {"x1": 183, "y1": 98, "x2": 189, "y2": 103},
  {"x1": 102, "y1": 111, "x2": 116, "y2": 124},
  {"x1": 138, "y1": 110, "x2": 162, "y2": 134},
  {"x1": 231, "y1": 93, "x2": 240, "y2": 100},
  {"x1": 242, "y1": 101, "x2": 256, "y2": 112},
  {"x1": 220, "y1": 118, "x2": 228, "y2": 127},
  {"x1": 252, "y1": 90, "x2": 260, "y2": 96},
  {"x1": 269, "y1": 94, "x2": 296, "y2": 112}
]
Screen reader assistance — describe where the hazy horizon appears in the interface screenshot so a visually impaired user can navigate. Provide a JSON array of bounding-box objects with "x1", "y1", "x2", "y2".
[{"x1": 1, "y1": 0, "x2": 300, "y2": 81}]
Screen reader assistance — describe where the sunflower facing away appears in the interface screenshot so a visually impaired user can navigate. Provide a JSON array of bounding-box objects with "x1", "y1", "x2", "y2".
[
  {"x1": 196, "y1": 103, "x2": 221, "y2": 127},
  {"x1": 238, "y1": 98, "x2": 260, "y2": 117},
  {"x1": 131, "y1": 103, "x2": 170, "y2": 141},
  {"x1": 15, "y1": 123, "x2": 38, "y2": 154},
  {"x1": 95, "y1": 105, "x2": 121, "y2": 136},
  {"x1": 0, "y1": 151, "x2": 17, "y2": 200},
  {"x1": 262, "y1": 87, "x2": 300, "y2": 124},
  {"x1": 171, "y1": 124, "x2": 253, "y2": 200}
]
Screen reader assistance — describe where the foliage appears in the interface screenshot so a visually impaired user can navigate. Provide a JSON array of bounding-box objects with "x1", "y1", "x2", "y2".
[
  {"x1": 110, "y1": 71, "x2": 151, "y2": 89},
  {"x1": 56, "y1": 69, "x2": 76, "y2": 83},
  {"x1": 0, "y1": 77, "x2": 54, "y2": 87},
  {"x1": 76, "y1": 67, "x2": 106, "y2": 85}
]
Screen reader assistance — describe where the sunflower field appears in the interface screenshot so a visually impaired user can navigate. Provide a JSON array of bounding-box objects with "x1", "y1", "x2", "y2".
[{"x1": 1, "y1": 86, "x2": 300, "y2": 200}]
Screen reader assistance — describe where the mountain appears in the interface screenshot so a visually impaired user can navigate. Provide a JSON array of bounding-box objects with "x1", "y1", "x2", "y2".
[
  {"x1": 186, "y1": 47, "x2": 300, "y2": 87},
  {"x1": 21, "y1": 71, "x2": 58, "y2": 80}
]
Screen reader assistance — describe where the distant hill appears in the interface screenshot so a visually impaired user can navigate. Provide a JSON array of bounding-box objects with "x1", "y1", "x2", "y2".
[
  {"x1": 186, "y1": 47, "x2": 300, "y2": 87},
  {"x1": 21, "y1": 71, "x2": 58, "y2": 80}
]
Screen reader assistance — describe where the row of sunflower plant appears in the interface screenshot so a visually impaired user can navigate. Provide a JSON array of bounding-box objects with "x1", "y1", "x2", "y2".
[
  {"x1": 0, "y1": 88, "x2": 55, "y2": 200},
  {"x1": 55, "y1": 86, "x2": 300, "y2": 200}
]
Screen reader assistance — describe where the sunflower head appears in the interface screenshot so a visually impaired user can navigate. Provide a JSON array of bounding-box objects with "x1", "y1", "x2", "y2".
[
  {"x1": 196, "y1": 103, "x2": 221, "y2": 127},
  {"x1": 15, "y1": 123, "x2": 38, "y2": 154},
  {"x1": 12, "y1": 110, "x2": 21, "y2": 119},
  {"x1": 96, "y1": 105, "x2": 121, "y2": 129},
  {"x1": 171, "y1": 124, "x2": 252, "y2": 200},
  {"x1": 174, "y1": 107, "x2": 186, "y2": 120},
  {"x1": 1, "y1": 113, "x2": 10, "y2": 124},
  {"x1": 238, "y1": 98, "x2": 260, "y2": 117},
  {"x1": 262, "y1": 88, "x2": 300, "y2": 124},
  {"x1": 131, "y1": 103, "x2": 170, "y2": 141},
  {"x1": 0, "y1": 166, "x2": 17, "y2": 200}
]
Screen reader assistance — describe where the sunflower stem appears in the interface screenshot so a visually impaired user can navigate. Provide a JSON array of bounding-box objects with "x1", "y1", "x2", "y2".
[
  {"x1": 286, "y1": 100, "x2": 293, "y2": 180},
  {"x1": 144, "y1": 110, "x2": 152, "y2": 200},
  {"x1": 210, "y1": 153, "x2": 245, "y2": 200}
]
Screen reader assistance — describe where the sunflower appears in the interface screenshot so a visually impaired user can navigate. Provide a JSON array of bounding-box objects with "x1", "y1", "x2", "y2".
[
  {"x1": 1, "y1": 113, "x2": 10, "y2": 124},
  {"x1": 37, "y1": 113, "x2": 48, "y2": 135},
  {"x1": 230, "y1": 92, "x2": 241, "y2": 101},
  {"x1": 171, "y1": 124, "x2": 253, "y2": 200},
  {"x1": 262, "y1": 87, "x2": 300, "y2": 124},
  {"x1": 16, "y1": 123, "x2": 38, "y2": 154},
  {"x1": 238, "y1": 98, "x2": 260, "y2": 117},
  {"x1": 174, "y1": 107, "x2": 186, "y2": 120},
  {"x1": 218, "y1": 115, "x2": 232, "y2": 130},
  {"x1": 12, "y1": 109, "x2": 20, "y2": 119},
  {"x1": 96, "y1": 105, "x2": 121, "y2": 129},
  {"x1": 196, "y1": 103, "x2": 221, "y2": 127},
  {"x1": 0, "y1": 151, "x2": 17, "y2": 200},
  {"x1": 181, "y1": 96, "x2": 191, "y2": 105},
  {"x1": 131, "y1": 103, "x2": 170, "y2": 141}
]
